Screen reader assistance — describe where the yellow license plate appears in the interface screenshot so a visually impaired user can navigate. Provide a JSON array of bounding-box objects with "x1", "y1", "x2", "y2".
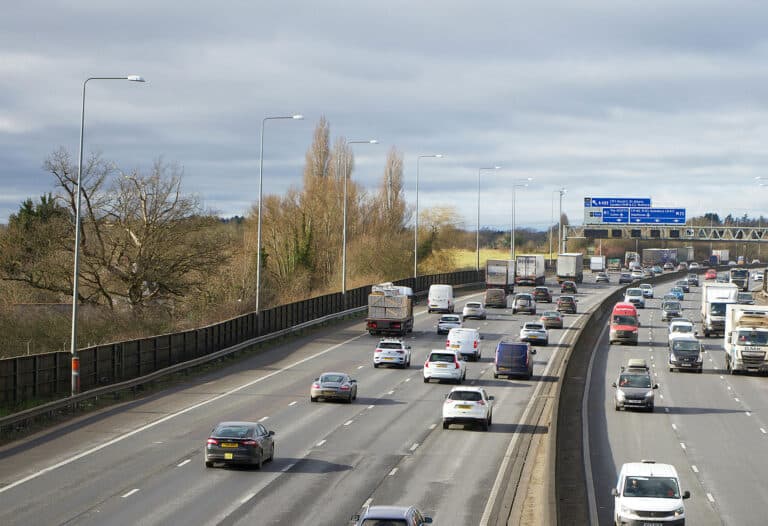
[
  {"x1": 456, "y1": 404, "x2": 471, "y2": 409},
  {"x1": 436, "y1": 364, "x2": 447, "y2": 368},
  {"x1": 224, "y1": 453, "x2": 233, "y2": 460},
  {"x1": 451, "y1": 344, "x2": 460, "y2": 348},
  {"x1": 222, "y1": 443, "x2": 238, "y2": 448},
  {"x1": 384, "y1": 357, "x2": 393, "y2": 360}
]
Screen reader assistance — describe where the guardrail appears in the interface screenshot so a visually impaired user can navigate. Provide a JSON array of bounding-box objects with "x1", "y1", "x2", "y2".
[{"x1": 0, "y1": 273, "x2": 484, "y2": 432}]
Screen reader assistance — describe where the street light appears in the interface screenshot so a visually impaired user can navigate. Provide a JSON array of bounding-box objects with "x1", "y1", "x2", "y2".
[
  {"x1": 342, "y1": 139, "x2": 378, "y2": 299},
  {"x1": 414, "y1": 154, "x2": 443, "y2": 279},
  {"x1": 255, "y1": 113, "x2": 304, "y2": 314},
  {"x1": 510, "y1": 177, "x2": 533, "y2": 262},
  {"x1": 558, "y1": 188, "x2": 567, "y2": 253},
  {"x1": 477, "y1": 166, "x2": 500, "y2": 271},
  {"x1": 550, "y1": 187, "x2": 566, "y2": 262},
  {"x1": 70, "y1": 75, "x2": 146, "y2": 395}
]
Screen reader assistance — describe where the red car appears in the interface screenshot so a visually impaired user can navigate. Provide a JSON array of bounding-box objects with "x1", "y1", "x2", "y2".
[{"x1": 704, "y1": 269, "x2": 717, "y2": 280}]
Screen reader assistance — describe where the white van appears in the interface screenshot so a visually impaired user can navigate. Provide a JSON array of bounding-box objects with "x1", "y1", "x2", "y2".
[
  {"x1": 446, "y1": 328, "x2": 482, "y2": 361},
  {"x1": 428, "y1": 284, "x2": 455, "y2": 313}
]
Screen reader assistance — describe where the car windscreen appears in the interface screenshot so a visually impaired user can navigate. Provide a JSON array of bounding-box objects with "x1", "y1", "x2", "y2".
[
  {"x1": 378, "y1": 342, "x2": 402, "y2": 349},
  {"x1": 441, "y1": 316, "x2": 460, "y2": 322},
  {"x1": 448, "y1": 391, "x2": 482, "y2": 401},
  {"x1": 612, "y1": 315, "x2": 637, "y2": 326},
  {"x1": 662, "y1": 302, "x2": 681, "y2": 311},
  {"x1": 623, "y1": 476, "x2": 680, "y2": 499},
  {"x1": 626, "y1": 290, "x2": 642, "y2": 297},
  {"x1": 320, "y1": 374, "x2": 345, "y2": 383},
  {"x1": 523, "y1": 324, "x2": 544, "y2": 330},
  {"x1": 710, "y1": 303, "x2": 727, "y2": 316},
  {"x1": 672, "y1": 340, "x2": 700, "y2": 352},
  {"x1": 618, "y1": 374, "x2": 651, "y2": 388},
  {"x1": 670, "y1": 325, "x2": 692, "y2": 333},
  {"x1": 429, "y1": 353, "x2": 456, "y2": 362},
  {"x1": 731, "y1": 269, "x2": 748, "y2": 278},
  {"x1": 497, "y1": 344, "x2": 524, "y2": 359},
  {"x1": 465, "y1": 302, "x2": 482, "y2": 308},
  {"x1": 213, "y1": 425, "x2": 253, "y2": 438},
  {"x1": 735, "y1": 330, "x2": 768, "y2": 345}
]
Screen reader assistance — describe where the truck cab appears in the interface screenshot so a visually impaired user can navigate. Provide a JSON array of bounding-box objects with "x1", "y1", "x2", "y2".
[{"x1": 724, "y1": 305, "x2": 768, "y2": 374}]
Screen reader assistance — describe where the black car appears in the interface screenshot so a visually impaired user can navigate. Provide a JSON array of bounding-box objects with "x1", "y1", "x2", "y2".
[
  {"x1": 675, "y1": 280, "x2": 690, "y2": 293},
  {"x1": 560, "y1": 281, "x2": 578, "y2": 294},
  {"x1": 687, "y1": 273, "x2": 699, "y2": 286},
  {"x1": 557, "y1": 295, "x2": 577, "y2": 314},
  {"x1": 205, "y1": 421, "x2": 275, "y2": 468},
  {"x1": 532, "y1": 286, "x2": 553, "y2": 303}
]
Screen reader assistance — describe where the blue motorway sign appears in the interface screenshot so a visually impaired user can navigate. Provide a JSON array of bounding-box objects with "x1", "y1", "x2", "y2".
[
  {"x1": 629, "y1": 208, "x2": 686, "y2": 224},
  {"x1": 584, "y1": 197, "x2": 651, "y2": 208},
  {"x1": 601, "y1": 207, "x2": 630, "y2": 223}
]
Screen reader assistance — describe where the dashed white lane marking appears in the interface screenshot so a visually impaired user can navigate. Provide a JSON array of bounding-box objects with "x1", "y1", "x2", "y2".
[
  {"x1": 470, "y1": 381, "x2": 477, "y2": 385},
  {"x1": 289, "y1": 401, "x2": 297, "y2": 406},
  {"x1": 410, "y1": 443, "x2": 420, "y2": 452},
  {"x1": 680, "y1": 442, "x2": 687, "y2": 450},
  {"x1": 727, "y1": 386, "x2": 732, "y2": 391},
  {"x1": 177, "y1": 459, "x2": 191, "y2": 467},
  {"x1": 672, "y1": 424, "x2": 678, "y2": 431},
  {"x1": 357, "y1": 365, "x2": 365, "y2": 369},
  {"x1": 429, "y1": 423, "x2": 437, "y2": 430},
  {"x1": 720, "y1": 375, "x2": 724, "y2": 379},
  {"x1": 258, "y1": 416, "x2": 269, "y2": 422},
  {"x1": 122, "y1": 488, "x2": 140, "y2": 498},
  {"x1": 659, "y1": 394, "x2": 664, "y2": 400},
  {"x1": 344, "y1": 420, "x2": 353, "y2": 426},
  {"x1": 707, "y1": 493, "x2": 715, "y2": 503},
  {"x1": 388, "y1": 467, "x2": 398, "y2": 476},
  {"x1": 363, "y1": 498, "x2": 373, "y2": 508},
  {"x1": 240, "y1": 492, "x2": 256, "y2": 504},
  {"x1": 692, "y1": 465, "x2": 699, "y2": 473},
  {"x1": 316, "y1": 439, "x2": 326, "y2": 447},
  {"x1": 367, "y1": 405, "x2": 375, "y2": 409},
  {"x1": 387, "y1": 390, "x2": 395, "y2": 395},
  {"x1": 761, "y1": 428, "x2": 767, "y2": 435},
  {"x1": 154, "y1": 441, "x2": 163, "y2": 444},
  {"x1": 735, "y1": 398, "x2": 740, "y2": 402},
  {"x1": 404, "y1": 378, "x2": 411, "y2": 382},
  {"x1": 709, "y1": 358, "x2": 714, "y2": 362}
]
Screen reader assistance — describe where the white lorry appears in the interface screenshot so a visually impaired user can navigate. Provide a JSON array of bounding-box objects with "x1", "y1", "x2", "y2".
[
  {"x1": 515, "y1": 255, "x2": 546, "y2": 286},
  {"x1": 485, "y1": 259, "x2": 515, "y2": 294},
  {"x1": 557, "y1": 253, "x2": 584, "y2": 284},
  {"x1": 590, "y1": 255, "x2": 606, "y2": 272},
  {"x1": 724, "y1": 304, "x2": 768, "y2": 374},
  {"x1": 700, "y1": 282, "x2": 739, "y2": 337}
]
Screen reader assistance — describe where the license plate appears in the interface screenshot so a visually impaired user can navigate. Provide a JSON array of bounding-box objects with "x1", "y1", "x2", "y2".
[
  {"x1": 324, "y1": 390, "x2": 335, "y2": 395},
  {"x1": 384, "y1": 357, "x2": 393, "y2": 360},
  {"x1": 456, "y1": 404, "x2": 471, "y2": 409},
  {"x1": 222, "y1": 443, "x2": 238, "y2": 448},
  {"x1": 498, "y1": 367, "x2": 509, "y2": 371},
  {"x1": 626, "y1": 400, "x2": 642, "y2": 404},
  {"x1": 451, "y1": 344, "x2": 460, "y2": 349},
  {"x1": 642, "y1": 523, "x2": 662, "y2": 526},
  {"x1": 436, "y1": 364, "x2": 447, "y2": 368},
  {"x1": 224, "y1": 453, "x2": 233, "y2": 460}
]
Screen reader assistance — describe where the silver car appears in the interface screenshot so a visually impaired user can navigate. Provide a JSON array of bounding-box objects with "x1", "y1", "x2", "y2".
[
  {"x1": 462, "y1": 301, "x2": 487, "y2": 320},
  {"x1": 519, "y1": 322, "x2": 549, "y2": 345},
  {"x1": 437, "y1": 313, "x2": 463, "y2": 334},
  {"x1": 310, "y1": 372, "x2": 358, "y2": 403},
  {"x1": 353, "y1": 506, "x2": 433, "y2": 525},
  {"x1": 612, "y1": 362, "x2": 658, "y2": 411}
]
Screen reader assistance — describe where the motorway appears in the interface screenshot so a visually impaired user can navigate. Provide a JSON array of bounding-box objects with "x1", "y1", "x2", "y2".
[
  {"x1": 0, "y1": 278, "x2": 619, "y2": 526},
  {"x1": 587, "y1": 272, "x2": 768, "y2": 525}
]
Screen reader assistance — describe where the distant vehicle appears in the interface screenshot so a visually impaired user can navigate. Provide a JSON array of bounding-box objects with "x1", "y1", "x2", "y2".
[
  {"x1": 728, "y1": 260, "x2": 737, "y2": 266},
  {"x1": 366, "y1": 284, "x2": 414, "y2": 336},
  {"x1": 612, "y1": 360, "x2": 657, "y2": 411},
  {"x1": 751, "y1": 259, "x2": 761, "y2": 264},
  {"x1": 373, "y1": 338, "x2": 412, "y2": 369},
  {"x1": 205, "y1": 421, "x2": 275, "y2": 469},
  {"x1": 462, "y1": 301, "x2": 487, "y2": 320},
  {"x1": 669, "y1": 287, "x2": 684, "y2": 301},
  {"x1": 724, "y1": 304, "x2": 768, "y2": 373},
  {"x1": 661, "y1": 300, "x2": 683, "y2": 321},
  {"x1": 560, "y1": 280, "x2": 578, "y2": 294},
  {"x1": 668, "y1": 319, "x2": 694, "y2": 337},
  {"x1": 609, "y1": 303, "x2": 639, "y2": 345},
  {"x1": 675, "y1": 279, "x2": 690, "y2": 293},
  {"x1": 704, "y1": 269, "x2": 717, "y2": 280},
  {"x1": 618, "y1": 272, "x2": 633, "y2": 284},
  {"x1": 515, "y1": 254, "x2": 546, "y2": 286},
  {"x1": 427, "y1": 284, "x2": 455, "y2": 313},
  {"x1": 651, "y1": 265, "x2": 663, "y2": 275},
  {"x1": 623, "y1": 288, "x2": 646, "y2": 309},
  {"x1": 630, "y1": 269, "x2": 644, "y2": 280},
  {"x1": 493, "y1": 340, "x2": 536, "y2": 379},
  {"x1": 701, "y1": 282, "x2": 739, "y2": 337},
  {"x1": 539, "y1": 310, "x2": 564, "y2": 329},
  {"x1": 687, "y1": 273, "x2": 699, "y2": 286},
  {"x1": 754, "y1": 272, "x2": 764, "y2": 282},
  {"x1": 737, "y1": 292, "x2": 755, "y2": 305},
  {"x1": 520, "y1": 322, "x2": 549, "y2": 345},
  {"x1": 663, "y1": 262, "x2": 674, "y2": 270},
  {"x1": 446, "y1": 327, "x2": 482, "y2": 362},
  {"x1": 638, "y1": 283, "x2": 654, "y2": 298},
  {"x1": 669, "y1": 335, "x2": 703, "y2": 372},
  {"x1": 484, "y1": 288, "x2": 507, "y2": 308},
  {"x1": 677, "y1": 262, "x2": 688, "y2": 271},
  {"x1": 595, "y1": 272, "x2": 610, "y2": 283},
  {"x1": 485, "y1": 259, "x2": 515, "y2": 294},
  {"x1": 716, "y1": 274, "x2": 729, "y2": 283},
  {"x1": 532, "y1": 286, "x2": 553, "y2": 303},
  {"x1": 612, "y1": 461, "x2": 690, "y2": 525},
  {"x1": 352, "y1": 506, "x2": 433, "y2": 526},
  {"x1": 442, "y1": 386, "x2": 494, "y2": 430},
  {"x1": 729, "y1": 267, "x2": 750, "y2": 291},
  {"x1": 590, "y1": 255, "x2": 606, "y2": 272},
  {"x1": 689, "y1": 261, "x2": 700, "y2": 269},
  {"x1": 437, "y1": 314, "x2": 463, "y2": 335},
  {"x1": 512, "y1": 293, "x2": 536, "y2": 315},
  {"x1": 423, "y1": 349, "x2": 466, "y2": 384},
  {"x1": 556, "y1": 295, "x2": 577, "y2": 314},
  {"x1": 310, "y1": 372, "x2": 358, "y2": 403},
  {"x1": 556, "y1": 253, "x2": 584, "y2": 284}
]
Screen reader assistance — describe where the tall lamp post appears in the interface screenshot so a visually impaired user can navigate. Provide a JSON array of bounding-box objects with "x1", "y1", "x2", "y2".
[
  {"x1": 414, "y1": 154, "x2": 443, "y2": 279},
  {"x1": 550, "y1": 187, "x2": 566, "y2": 262},
  {"x1": 558, "y1": 187, "x2": 567, "y2": 253},
  {"x1": 341, "y1": 139, "x2": 378, "y2": 299},
  {"x1": 71, "y1": 75, "x2": 146, "y2": 396},
  {"x1": 255, "y1": 114, "x2": 304, "y2": 314},
  {"x1": 510, "y1": 177, "x2": 533, "y2": 262},
  {"x1": 477, "y1": 166, "x2": 500, "y2": 271}
]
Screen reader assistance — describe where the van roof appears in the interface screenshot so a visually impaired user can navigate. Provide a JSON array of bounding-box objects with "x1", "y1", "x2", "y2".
[
  {"x1": 613, "y1": 302, "x2": 638, "y2": 310},
  {"x1": 620, "y1": 461, "x2": 678, "y2": 478}
]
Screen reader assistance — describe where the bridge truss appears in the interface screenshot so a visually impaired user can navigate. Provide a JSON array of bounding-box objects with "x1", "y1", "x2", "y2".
[{"x1": 564, "y1": 225, "x2": 768, "y2": 243}]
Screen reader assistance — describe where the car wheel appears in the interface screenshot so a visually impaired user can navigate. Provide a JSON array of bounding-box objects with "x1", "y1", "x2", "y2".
[
  {"x1": 481, "y1": 420, "x2": 489, "y2": 431},
  {"x1": 255, "y1": 450, "x2": 263, "y2": 470},
  {"x1": 669, "y1": 367, "x2": 674, "y2": 372},
  {"x1": 443, "y1": 420, "x2": 450, "y2": 429},
  {"x1": 347, "y1": 394, "x2": 353, "y2": 404},
  {"x1": 205, "y1": 460, "x2": 214, "y2": 468},
  {"x1": 373, "y1": 363, "x2": 379, "y2": 368},
  {"x1": 648, "y1": 404, "x2": 654, "y2": 413},
  {"x1": 311, "y1": 396, "x2": 317, "y2": 402},
  {"x1": 423, "y1": 376, "x2": 429, "y2": 383},
  {"x1": 544, "y1": 340, "x2": 549, "y2": 346},
  {"x1": 493, "y1": 373, "x2": 498, "y2": 379}
]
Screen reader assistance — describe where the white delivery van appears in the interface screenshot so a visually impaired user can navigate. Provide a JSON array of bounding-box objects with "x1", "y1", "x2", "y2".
[
  {"x1": 428, "y1": 284, "x2": 455, "y2": 313},
  {"x1": 446, "y1": 328, "x2": 482, "y2": 362}
]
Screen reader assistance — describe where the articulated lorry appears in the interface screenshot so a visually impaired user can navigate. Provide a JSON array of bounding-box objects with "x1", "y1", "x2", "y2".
[
  {"x1": 724, "y1": 304, "x2": 768, "y2": 374},
  {"x1": 485, "y1": 259, "x2": 515, "y2": 293},
  {"x1": 366, "y1": 284, "x2": 413, "y2": 336},
  {"x1": 710, "y1": 249, "x2": 729, "y2": 265},
  {"x1": 557, "y1": 253, "x2": 584, "y2": 283},
  {"x1": 515, "y1": 255, "x2": 546, "y2": 286},
  {"x1": 700, "y1": 282, "x2": 739, "y2": 337},
  {"x1": 729, "y1": 267, "x2": 750, "y2": 292}
]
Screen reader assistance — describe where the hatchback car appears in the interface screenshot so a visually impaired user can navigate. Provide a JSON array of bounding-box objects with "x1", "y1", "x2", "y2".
[
  {"x1": 462, "y1": 301, "x2": 487, "y2": 320},
  {"x1": 689, "y1": 262, "x2": 700, "y2": 269},
  {"x1": 539, "y1": 310, "x2": 564, "y2": 329},
  {"x1": 663, "y1": 262, "x2": 674, "y2": 270},
  {"x1": 511, "y1": 293, "x2": 536, "y2": 315},
  {"x1": 560, "y1": 281, "x2": 578, "y2": 294},
  {"x1": 675, "y1": 279, "x2": 690, "y2": 293},
  {"x1": 205, "y1": 421, "x2": 275, "y2": 469},
  {"x1": 687, "y1": 273, "x2": 699, "y2": 286},
  {"x1": 595, "y1": 272, "x2": 610, "y2": 283},
  {"x1": 373, "y1": 338, "x2": 412, "y2": 369},
  {"x1": 651, "y1": 265, "x2": 663, "y2": 275},
  {"x1": 310, "y1": 372, "x2": 358, "y2": 403},
  {"x1": 612, "y1": 362, "x2": 658, "y2": 411},
  {"x1": 437, "y1": 313, "x2": 462, "y2": 335},
  {"x1": 442, "y1": 386, "x2": 494, "y2": 430},
  {"x1": 669, "y1": 287, "x2": 684, "y2": 300},
  {"x1": 557, "y1": 295, "x2": 577, "y2": 314},
  {"x1": 754, "y1": 272, "x2": 764, "y2": 282},
  {"x1": 520, "y1": 322, "x2": 549, "y2": 345},
  {"x1": 532, "y1": 286, "x2": 553, "y2": 303},
  {"x1": 612, "y1": 461, "x2": 690, "y2": 526},
  {"x1": 423, "y1": 349, "x2": 466, "y2": 384},
  {"x1": 353, "y1": 505, "x2": 433, "y2": 526},
  {"x1": 618, "y1": 272, "x2": 633, "y2": 284},
  {"x1": 630, "y1": 269, "x2": 644, "y2": 280},
  {"x1": 638, "y1": 283, "x2": 654, "y2": 298}
]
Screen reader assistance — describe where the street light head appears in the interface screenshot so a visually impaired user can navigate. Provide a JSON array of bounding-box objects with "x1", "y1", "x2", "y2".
[
  {"x1": 126, "y1": 75, "x2": 146, "y2": 82},
  {"x1": 435, "y1": 154, "x2": 444, "y2": 158},
  {"x1": 292, "y1": 114, "x2": 304, "y2": 120},
  {"x1": 494, "y1": 165, "x2": 501, "y2": 170},
  {"x1": 369, "y1": 139, "x2": 378, "y2": 144}
]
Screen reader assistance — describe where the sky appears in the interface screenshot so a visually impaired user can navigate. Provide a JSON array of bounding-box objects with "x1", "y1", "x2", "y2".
[{"x1": 2, "y1": 0, "x2": 768, "y2": 231}]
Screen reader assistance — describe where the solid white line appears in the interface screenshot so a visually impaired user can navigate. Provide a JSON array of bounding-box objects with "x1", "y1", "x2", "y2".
[
  {"x1": 122, "y1": 488, "x2": 140, "y2": 498},
  {"x1": 240, "y1": 492, "x2": 256, "y2": 504},
  {"x1": 404, "y1": 378, "x2": 411, "y2": 382},
  {"x1": 289, "y1": 401, "x2": 297, "y2": 406},
  {"x1": 680, "y1": 442, "x2": 687, "y2": 450},
  {"x1": 316, "y1": 439, "x2": 326, "y2": 447},
  {"x1": 692, "y1": 465, "x2": 699, "y2": 473},
  {"x1": 672, "y1": 424, "x2": 677, "y2": 431},
  {"x1": 410, "y1": 443, "x2": 419, "y2": 451},
  {"x1": 344, "y1": 420, "x2": 353, "y2": 426},
  {"x1": 388, "y1": 467, "x2": 398, "y2": 476},
  {"x1": 258, "y1": 416, "x2": 269, "y2": 422},
  {"x1": 707, "y1": 493, "x2": 715, "y2": 503},
  {"x1": 746, "y1": 411, "x2": 752, "y2": 416},
  {"x1": 363, "y1": 498, "x2": 373, "y2": 508},
  {"x1": 0, "y1": 330, "x2": 370, "y2": 496},
  {"x1": 761, "y1": 428, "x2": 767, "y2": 435},
  {"x1": 387, "y1": 390, "x2": 395, "y2": 395},
  {"x1": 177, "y1": 459, "x2": 191, "y2": 467}
]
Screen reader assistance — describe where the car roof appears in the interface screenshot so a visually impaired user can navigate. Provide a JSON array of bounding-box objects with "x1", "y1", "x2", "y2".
[
  {"x1": 620, "y1": 461, "x2": 678, "y2": 478},
  {"x1": 430, "y1": 348, "x2": 458, "y2": 355},
  {"x1": 215, "y1": 421, "x2": 258, "y2": 427},
  {"x1": 559, "y1": 295, "x2": 575, "y2": 300},
  {"x1": 448, "y1": 327, "x2": 478, "y2": 335},
  {"x1": 449, "y1": 386, "x2": 485, "y2": 393},
  {"x1": 361, "y1": 505, "x2": 413, "y2": 519},
  {"x1": 320, "y1": 371, "x2": 348, "y2": 377},
  {"x1": 379, "y1": 337, "x2": 403, "y2": 343}
]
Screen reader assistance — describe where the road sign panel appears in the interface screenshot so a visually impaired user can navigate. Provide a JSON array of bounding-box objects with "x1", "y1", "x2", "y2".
[
  {"x1": 629, "y1": 208, "x2": 686, "y2": 224},
  {"x1": 584, "y1": 197, "x2": 651, "y2": 208}
]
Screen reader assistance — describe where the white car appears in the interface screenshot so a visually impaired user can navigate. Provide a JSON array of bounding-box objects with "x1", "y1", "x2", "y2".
[
  {"x1": 462, "y1": 301, "x2": 487, "y2": 320},
  {"x1": 612, "y1": 460, "x2": 690, "y2": 525},
  {"x1": 442, "y1": 386, "x2": 494, "y2": 430},
  {"x1": 689, "y1": 262, "x2": 700, "y2": 269},
  {"x1": 668, "y1": 320, "x2": 695, "y2": 339},
  {"x1": 753, "y1": 272, "x2": 764, "y2": 282},
  {"x1": 423, "y1": 349, "x2": 466, "y2": 384},
  {"x1": 638, "y1": 283, "x2": 654, "y2": 298},
  {"x1": 630, "y1": 269, "x2": 644, "y2": 280},
  {"x1": 519, "y1": 322, "x2": 549, "y2": 345},
  {"x1": 437, "y1": 314, "x2": 463, "y2": 335},
  {"x1": 373, "y1": 338, "x2": 411, "y2": 369},
  {"x1": 623, "y1": 288, "x2": 646, "y2": 309},
  {"x1": 446, "y1": 327, "x2": 482, "y2": 362}
]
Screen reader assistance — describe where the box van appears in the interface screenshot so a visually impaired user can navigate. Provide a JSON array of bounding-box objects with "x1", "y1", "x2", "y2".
[
  {"x1": 609, "y1": 302, "x2": 639, "y2": 345},
  {"x1": 493, "y1": 340, "x2": 536, "y2": 379},
  {"x1": 484, "y1": 288, "x2": 507, "y2": 308},
  {"x1": 428, "y1": 284, "x2": 454, "y2": 313},
  {"x1": 446, "y1": 328, "x2": 482, "y2": 361}
]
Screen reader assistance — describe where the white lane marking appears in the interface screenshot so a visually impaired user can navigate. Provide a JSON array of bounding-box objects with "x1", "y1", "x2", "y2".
[
  {"x1": 720, "y1": 375, "x2": 724, "y2": 379},
  {"x1": 709, "y1": 358, "x2": 713, "y2": 362},
  {"x1": 746, "y1": 411, "x2": 752, "y2": 416},
  {"x1": 357, "y1": 365, "x2": 365, "y2": 369},
  {"x1": 0, "y1": 330, "x2": 369, "y2": 495},
  {"x1": 410, "y1": 443, "x2": 419, "y2": 452},
  {"x1": 388, "y1": 467, "x2": 398, "y2": 476},
  {"x1": 652, "y1": 363, "x2": 656, "y2": 368},
  {"x1": 367, "y1": 405, "x2": 374, "y2": 409},
  {"x1": 672, "y1": 424, "x2": 678, "y2": 431},
  {"x1": 692, "y1": 465, "x2": 699, "y2": 473},
  {"x1": 470, "y1": 381, "x2": 476, "y2": 385},
  {"x1": 707, "y1": 493, "x2": 715, "y2": 503},
  {"x1": 177, "y1": 459, "x2": 191, "y2": 467},
  {"x1": 429, "y1": 423, "x2": 437, "y2": 430},
  {"x1": 659, "y1": 394, "x2": 664, "y2": 400},
  {"x1": 404, "y1": 378, "x2": 411, "y2": 382},
  {"x1": 289, "y1": 401, "x2": 297, "y2": 406},
  {"x1": 363, "y1": 498, "x2": 373, "y2": 508},
  {"x1": 727, "y1": 386, "x2": 732, "y2": 391},
  {"x1": 735, "y1": 398, "x2": 740, "y2": 402},
  {"x1": 258, "y1": 416, "x2": 269, "y2": 422},
  {"x1": 316, "y1": 439, "x2": 326, "y2": 447},
  {"x1": 761, "y1": 428, "x2": 767, "y2": 435},
  {"x1": 387, "y1": 390, "x2": 395, "y2": 395},
  {"x1": 154, "y1": 441, "x2": 163, "y2": 444},
  {"x1": 680, "y1": 442, "x2": 687, "y2": 450},
  {"x1": 650, "y1": 355, "x2": 654, "y2": 360},
  {"x1": 122, "y1": 488, "x2": 140, "y2": 498},
  {"x1": 344, "y1": 420, "x2": 353, "y2": 426},
  {"x1": 240, "y1": 492, "x2": 256, "y2": 504}
]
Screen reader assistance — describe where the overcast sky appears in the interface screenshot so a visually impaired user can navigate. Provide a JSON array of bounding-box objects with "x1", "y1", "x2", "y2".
[{"x1": 2, "y1": 1, "x2": 768, "y2": 230}]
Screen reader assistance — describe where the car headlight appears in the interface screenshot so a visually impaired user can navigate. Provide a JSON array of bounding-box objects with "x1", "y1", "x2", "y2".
[
  {"x1": 645, "y1": 390, "x2": 654, "y2": 398},
  {"x1": 674, "y1": 506, "x2": 685, "y2": 517},
  {"x1": 620, "y1": 504, "x2": 634, "y2": 515},
  {"x1": 616, "y1": 390, "x2": 626, "y2": 400},
  {"x1": 670, "y1": 353, "x2": 678, "y2": 362}
]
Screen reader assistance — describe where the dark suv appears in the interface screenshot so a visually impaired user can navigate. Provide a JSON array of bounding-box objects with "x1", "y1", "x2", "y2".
[
  {"x1": 532, "y1": 286, "x2": 552, "y2": 303},
  {"x1": 687, "y1": 273, "x2": 699, "y2": 286},
  {"x1": 557, "y1": 295, "x2": 577, "y2": 314},
  {"x1": 618, "y1": 272, "x2": 633, "y2": 284},
  {"x1": 560, "y1": 281, "x2": 577, "y2": 294}
]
